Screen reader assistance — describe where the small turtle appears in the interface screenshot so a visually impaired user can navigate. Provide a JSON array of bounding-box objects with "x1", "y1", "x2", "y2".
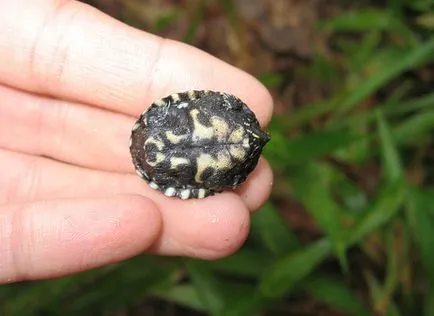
[{"x1": 129, "y1": 90, "x2": 270, "y2": 199}]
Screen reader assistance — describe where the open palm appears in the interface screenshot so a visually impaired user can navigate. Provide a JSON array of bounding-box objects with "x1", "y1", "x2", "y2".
[{"x1": 0, "y1": 0, "x2": 273, "y2": 283}]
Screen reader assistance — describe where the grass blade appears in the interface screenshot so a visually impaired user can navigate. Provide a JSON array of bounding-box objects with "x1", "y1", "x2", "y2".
[
  {"x1": 291, "y1": 163, "x2": 347, "y2": 269},
  {"x1": 61, "y1": 257, "x2": 178, "y2": 315},
  {"x1": 348, "y1": 181, "x2": 406, "y2": 246},
  {"x1": 377, "y1": 110, "x2": 403, "y2": 182},
  {"x1": 337, "y1": 38, "x2": 434, "y2": 115},
  {"x1": 208, "y1": 248, "x2": 272, "y2": 277},
  {"x1": 407, "y1": 187, "x2": 434, "y2": 284},
  {"x1": 1, "y1": 269, "x2": 109, "y2": 315},
  {"x1": 424, "y1": 284, "x2": 434, "y2": 316},
  {"x1": 320, "y1": 9, "x2": 398, "y2": 31},
  {"x1": 393, "y1": 110, "x2": 434, "y2": 144},
  {"x1": 264, "y1": 128, "x2": 360, "y2": 168},
  {"x1": 152, "y1": 285, "x2": 205, "y2": 312},
  {"x1": 184, "y1": 259, "x2": 225, "y2": 315},
  {"x1": 250, "y1": 202, "x2": 299, "y2": 256},
  {"x1": 365, "y1": 272, "x2": 402, "y2": 316},
  {"x1": 303, "y1": 275, "x2": 371, "y2": 316},
  {"x1": 259, "y1": 239, "x2": 331, "y2": 298}
]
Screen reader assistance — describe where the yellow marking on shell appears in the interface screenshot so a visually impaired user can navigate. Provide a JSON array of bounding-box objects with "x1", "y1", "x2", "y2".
[
  {"x1": 195, "y1": 153, "x2": 232, "y2": 183},
  {"x1": 180, "y1": 189, "x2": 191, "y2": 200},
  {"x1": 149, "y1": 182, "x2": 159, "y2": 189},
  {"x1": 164, "y1": 187, "x2": 176, "y2": 197},
  {"x1": 190, "y1": 109, "x2": 214, "y2": 141},
  {"x1": 170, "y1": 157, "x2": 190, "y2": 169},
  {"x1": 251, "y1": 133, "x2": 260, "y2": 139},
  {"x1": 187, "y1": 90, "x2": 197, "y2": 99},
  {"x1": 229, "y1": 145, "x2": 246, "y2": 160},
  {"x1": 153, "y1": 99, "x2": 166, "y2": 107},
  {"x1": 176, "y1": 102, "x2": 188, "y2": 109},
  {"x1": 242, "y1": 138, "x2": 250, "y2": 148},
  {"x1": 147, "y1": 152, "x2": 165, "y2": 166},
  {"x1": 228, "y1": 126, "x2": 244, "y2": 143},
  {"x1": 132, "y1": 122, "x2": 141, "y2": 132},
  {"x1": 171, "y1": 93, "x2": 181, "y2": 102},
  {"x1": 165, "y1": 131, "x2": 187, "y2": 144},
  {"x1": 210, "y1": 117, "x2": 229, "y2": 142},
  {"x1": 198, "y1": 188, "x2": 206, "y2": 199},
  {"x1": 190, "y1": 109, "x2": 231, "y2": 142},
  {"x1": 144, "y1": 137, "x2": 164, "y2": 151}
]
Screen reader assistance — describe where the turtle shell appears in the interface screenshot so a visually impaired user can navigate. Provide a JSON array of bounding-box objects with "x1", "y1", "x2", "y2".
[{"x1": 129, "y1": 90, "x2": 270, "y2": 199}]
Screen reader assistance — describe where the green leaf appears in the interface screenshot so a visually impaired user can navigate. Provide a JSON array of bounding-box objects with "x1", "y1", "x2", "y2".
[
  {"x1": 220, "y1": 285, "x2": 265, "y2": 316},
  {"x1": 209, "y1": 248, "x2": 272, "y2": 277},
  {"x1": 1, "y1": 268, "x2": 110, "y2": 315},
  {"x1": 257, "y1": 73, "x2": 284, "y2": 88},
  {"x1": 408, "y1": 0, "x2": 434, "y2": 12},
  {"x1": 303, "y1": 275, "x2": 370, "y2": 316},
  {"x1": 350, "y1": 31, "x2": 382, "y2": 72},
  {"x1": 383, "y1": 91, "x2": 434, "y2": 115},
  {"x1": 377, "y1": 110, "x2": 403, "y2": 182},
  {"x1": 348, "y1": 181, "x2": 406, "y2": 246},
  {"x1": 282, "y1": 98, "x2": 340, "y2": 128},
  {"x1": 184, "y1": 259, "x2": 225, "y2": 315},
  {"x1": 154, "y1": 277, "x2": 267, "y2": 316},
  {"x1": 376, "y1": 226, "x2": 402, "y2": 314},
  {"x1": 182, "y1": 1, "x2": 205, "y2": 43},
  {"x1": 259, "y1": 239, "x2": 331, "y2": 298},
  {"x1": 291, "y1": 163, "x2": 347, "y2": 269},
  {"x1": 365, "y1": 272, "x2": 402, "y2": 316},
  {"x1": 335, "y1": 175, "x2": 369, "y2": 212},
  {"x1": 250, "y1": 202, "x2": 299, "y2": 256},
  {"x1": 152, "y1": 285, "x2": 205, "y2": 312},
  {"x1": 1, "y1": 256, "x2": 178, "y2": 316},
  {"x1": 264, "y1": 128, "x2": 360, "y2": 167},
  {"x1": 221, "y1": 297, "x2": 265, "y2": 316},
  {"x1": 407, "y1": 187, "x2": 434, "y2": 284},
  {"x1": 393, "y1": 110, "x2": 434, "y2": 144},
  {"x1": 320, "y1": 9, "x2": 398, "y2": 32},
  {"x1": 424, "y1": 284, "x2": 434, "y2": 316},
  {"x1": 153, "y1": 10, "x2": 179, "y2": 32},
  {"x1": 337, "y1": 38, "x2": 434, "y2": 115},
  {"x1": 332, "y1": 92, "x2": 434, "y2": 130},
  {"x1": 61, "y1": 256, "x2": 178, "y2": 315},
  {"x1": 416, "y1": 13, "x2": 434, "y2": 29}
]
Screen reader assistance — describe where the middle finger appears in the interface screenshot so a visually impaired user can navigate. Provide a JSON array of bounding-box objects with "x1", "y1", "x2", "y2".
[{"x1": 0, "y1": 84, "x2": 133, "y2": 172}]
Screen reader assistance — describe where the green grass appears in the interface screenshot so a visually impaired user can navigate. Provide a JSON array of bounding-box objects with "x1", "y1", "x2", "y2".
[{"x1": 2, "y1": 0, "x2": 434, "y2": 315}]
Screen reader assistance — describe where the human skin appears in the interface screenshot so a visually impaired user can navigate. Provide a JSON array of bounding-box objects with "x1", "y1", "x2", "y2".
[{"x1": 0, "y1": 0, "x2": 273, "y2": 284}]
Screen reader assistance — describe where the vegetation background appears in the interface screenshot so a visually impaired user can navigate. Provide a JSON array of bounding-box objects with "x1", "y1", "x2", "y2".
[{"x1": 2, "y1": 0, "x2": 434, "y2": 315}]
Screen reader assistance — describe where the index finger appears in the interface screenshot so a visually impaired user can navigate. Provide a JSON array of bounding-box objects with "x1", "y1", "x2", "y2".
[{"x1": 0, "y1": 0, "x2": 273, "y2": 125}]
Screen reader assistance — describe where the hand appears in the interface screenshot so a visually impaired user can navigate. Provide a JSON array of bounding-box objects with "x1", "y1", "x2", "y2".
[{"x1": 0, "y1": 0, "x2": 273, "y2": 283}]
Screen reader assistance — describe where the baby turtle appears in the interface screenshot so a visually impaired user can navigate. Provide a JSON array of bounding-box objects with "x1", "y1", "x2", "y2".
[{"x1": 129, "y1": 90, "x2": 270, "y2": 199}]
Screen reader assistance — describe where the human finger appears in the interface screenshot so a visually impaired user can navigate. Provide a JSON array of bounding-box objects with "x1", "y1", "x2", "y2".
[
  {"x1": 0, "y1": 0, "x2": 273, "y2": 126},
  {"x1": 0, "y1": 195, "x2": 161, "y2": 283},
  {"x1": 236, "y1": 158, "x2": 274, "y2": 211},
  {"x1": 0, "y1": 84, "x2": 132, "y2": 173},
  {"x1": 0, "y1": 150, "x2": 251, "y2": 259}
]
